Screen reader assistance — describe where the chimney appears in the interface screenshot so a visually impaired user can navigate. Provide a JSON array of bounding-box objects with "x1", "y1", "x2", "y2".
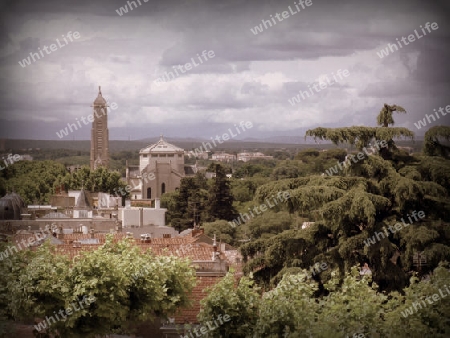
[
  {"x1": 58, "y1": 225, "x2": 64, "y2": 239},
  {"x1": 212, "y1": 234, "x2": 220, "y2": 261},
  {"x1": 191, "y1": 228, "x2": 204, "y2": 237},
  {"x1": 140, "y1": 233, "x2": 151, "y2": 243}
]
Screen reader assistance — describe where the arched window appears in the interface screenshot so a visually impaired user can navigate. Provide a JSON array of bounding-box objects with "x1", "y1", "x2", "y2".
[
  {"x1": 147, "y1": 188, "x2": 152, "y2": 199},
  {"x1": 161, "y1": 183, "x2": 166, "y2": 195}
]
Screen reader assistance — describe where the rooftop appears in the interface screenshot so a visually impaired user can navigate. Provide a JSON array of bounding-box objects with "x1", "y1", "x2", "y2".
[{"x1": 140, "y1": 136, "x2": 184, "y2": 154}]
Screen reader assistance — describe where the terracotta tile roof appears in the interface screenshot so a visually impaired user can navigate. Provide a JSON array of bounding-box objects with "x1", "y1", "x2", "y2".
[
  {"x1": 135, "y1": 243, "x2": 216, "y2": 261},
  {"x1": 173, "y1": 276, "x2": 222, "y2": 324},
  {"x1": 54, "y1": 244, "x2": 103, "y2": 260},
  {"x1": 12, "y1": 233, "x2": 237, "y2": 267},
  {"x1": 12, "y1": 233, "x2": 37, "y2": 246},
  {"x1": 60, "y1": 233, "x2": 127, "y2": 244}
]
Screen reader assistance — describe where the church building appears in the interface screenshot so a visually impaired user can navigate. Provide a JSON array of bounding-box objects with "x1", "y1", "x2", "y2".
[{"x1": 126, "y1": 136, "x2": 195, "y2": 200}]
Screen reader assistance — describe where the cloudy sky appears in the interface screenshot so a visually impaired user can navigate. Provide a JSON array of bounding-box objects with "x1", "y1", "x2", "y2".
[{"x1": 0, "y1": 0, "x2": 449, "y2": 141}]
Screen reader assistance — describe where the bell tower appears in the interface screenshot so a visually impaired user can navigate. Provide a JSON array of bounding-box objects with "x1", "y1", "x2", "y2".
[{"x1": 90, "y1": 86, "x2": 109, "y2": 171}]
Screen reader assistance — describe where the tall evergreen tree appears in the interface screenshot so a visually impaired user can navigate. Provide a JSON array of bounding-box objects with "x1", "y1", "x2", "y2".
[
  {"x1": 208, "y1": 164, "x2": 236, "y2": 221},
  {"x1": 241, "y1": 104, "x2": 450, "y2": 292}
]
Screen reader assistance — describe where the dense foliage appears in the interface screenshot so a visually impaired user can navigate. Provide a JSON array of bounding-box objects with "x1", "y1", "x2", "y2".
[
  {"x1": 2, "y1": 161, "x2": 68, "y2": 204},
  {"x1": 207, "y1": 164, "x2": 236, "y2": 221},
  {"x1": 162, "y1": 172, "x2": 209, "y2": 231},
  {"x1": 240, "y1": 105, "x2": 450, "y2": 293},
  {"x1": 53, "y1": 166, "x2": 128, "y2": 196},
  {"x1": 198, "y1": 265, "x2": 450, "y2": 337},
  {"x1": 423, "y1": 125, "x2": 450, "y2": 158},
  {"x1": 0, "y1": 237, "x2": 196, "y2": 337}
]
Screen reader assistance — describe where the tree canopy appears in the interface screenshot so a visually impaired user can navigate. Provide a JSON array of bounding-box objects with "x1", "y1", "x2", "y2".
[
  {"x1": 241, "y1": 105, "x2": 450, "y2": 292},
  {"x1": 1, "y1": 237, "x2": 196, "y2": 337},
  {"x1": 198, "y1": 265, "x2": 450, "y2": 337}
]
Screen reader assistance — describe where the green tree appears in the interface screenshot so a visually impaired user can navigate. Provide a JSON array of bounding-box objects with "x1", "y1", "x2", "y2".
[
  {"x1": 3, "y1": 160, "x2": 68, "y2": 204},
  {"x1": 207, "y1": 164, "x2": 236, "y2": 221},
  {"x1": 5, "y1": 237, "x2": 196, "y2": 337},
  {"x1": 271, "y1": 160, "x2": 302, "y2": 180},
  {"x1": 54, "y1": 166, "x2": 127, "y2": 196},
  {"x1": 202, "y1": 220, "x2": 237, "y2": 246},
  {"x1": 198, "y1": 265, "x2": 450, "y2": 337},
  {"x1": 198, "y1": 270, "x2": 260, "y2": 338},
  {"x1": 423, "y1": 125, "x2": 450, "y2": 158},
  {"x1": 377, "y1": 103, "x2": 406, "y2": 127},
  {"x1": 241, "y1": 104, "x2": 450, "y2": 292},
  {"x1": 166, "y1": 173, "x2": 209, "y2": 230}
]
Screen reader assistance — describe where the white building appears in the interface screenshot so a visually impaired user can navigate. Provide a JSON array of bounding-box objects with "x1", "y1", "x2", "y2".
[
  {"x1": 212, "y1": 152, "x2": 236, "y2": 162},
  {"x1": 237, "y1": 152, "x2": 273, "y2": 162}
]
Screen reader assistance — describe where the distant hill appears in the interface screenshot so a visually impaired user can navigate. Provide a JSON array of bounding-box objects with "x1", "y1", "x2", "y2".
[{"x1": 3, "y1": 137, "x2": 422, "y2": 153}]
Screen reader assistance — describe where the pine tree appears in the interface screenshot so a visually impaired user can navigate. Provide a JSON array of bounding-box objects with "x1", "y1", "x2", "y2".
[
  {"x1": 241, "y1": 104, "x2": 450, "y2": 292},
  {"x1": 208, "y1": 163, "x2": 236, "y2": 221}
]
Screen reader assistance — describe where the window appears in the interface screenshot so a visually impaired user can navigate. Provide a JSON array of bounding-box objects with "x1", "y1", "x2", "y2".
[
  {"x1": 161, "y1": 183, "x2": 166, "y2": 195},
  {"x1": 147, "y1": 188, "x2": 152, "y2": 199},
  {"x1": 143, "y1": 154, "x2": 147, "y2": 158}
]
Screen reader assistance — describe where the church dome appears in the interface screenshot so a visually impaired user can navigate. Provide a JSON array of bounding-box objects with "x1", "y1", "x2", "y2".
[
  {"x1": 0, "y1": 192, "x2": 25, "y2": 220},
  {"x1": 93, "y1": 86, "x2": 107, "y2": 105}
]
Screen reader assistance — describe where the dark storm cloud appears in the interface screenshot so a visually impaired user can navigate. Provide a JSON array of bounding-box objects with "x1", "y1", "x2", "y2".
[{"x1": 0, "y1": 0, "x2": 449, "y2": 139}]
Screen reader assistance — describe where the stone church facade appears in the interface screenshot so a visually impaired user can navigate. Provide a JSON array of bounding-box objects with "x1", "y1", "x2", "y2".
[{"x1": 126, "y1": 137, "x2": 189, "y2": 200}]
